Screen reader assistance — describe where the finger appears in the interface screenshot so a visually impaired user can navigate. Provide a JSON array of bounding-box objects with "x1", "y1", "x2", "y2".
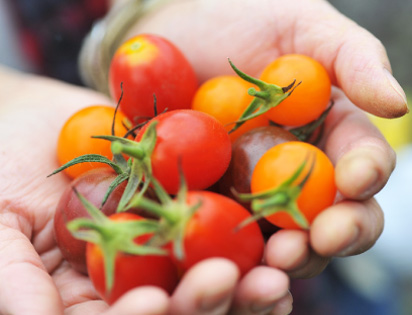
[
  {"x1": 310, "y1": 198, "x2": 384, "y2": 257},
  {"x1": 104, "y1": 287, "x2": 170, "y2": 315},
  {"x1": 264, "y1": 230, "x2": 330, "y2": 279},
  {"x1": 229, "y1": 266, "x2": 291, "y2": 315},
  {"x1": 324, "y1": 90, "x2": 396, "y2": 200},
  {"x1": 289, "y1": 1, "x2": 408, "y2": 117},
  {"x1": 0, "y1": 224, "x2": 64, "y2": 314},
  {"x1": 170, "y1": 258, "x2": 240, "y2": 315}
]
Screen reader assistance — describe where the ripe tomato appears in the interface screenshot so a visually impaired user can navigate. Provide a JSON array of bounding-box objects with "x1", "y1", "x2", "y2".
[
  {"x1": 251, "y1": 141, "x2": 336, "y2": 229},
  {"x1": 259, "y1": 54, "x2": 331, "y2": 126},
  {"x1": 191, "y1": 75, "x2": 269, "y2": 142},
  {"x1": 218, "y1": 126, "x2": 298, "y2": 237},
  {"x1": 109, "y1": 34, "x2": 198, "y2": 123},
  {"x1": 173, "y1": 191, "x2": 264, "y2": 276},
  {"x1": 219, "y1": 126, "x2": 298, "y2": 198},
  {"x1": 86, "y1": 212, "x2": 179, "y2": 305},
  {"x1": 57, "y1": 105, "x2": 129, "y2": 179},
  {"x1": 53, "y1": 168, "x2": 153, "y2": 274},
  {"x1": 54, "y1": 169, "x2": 121, "y2": 273},
  {"x1": 136, "y1": 110, "x2": 232, "y2": 194}
]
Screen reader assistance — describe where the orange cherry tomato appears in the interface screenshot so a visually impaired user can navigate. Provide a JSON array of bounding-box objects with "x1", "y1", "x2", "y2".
[
  {"x1": 191, "y1": 75, "x2": 269, "y2": 142},
  {"x1": 251, "y1": 141, "x2": 336, "y2": 229},
  {"x1": 57, "y1": 105, "x2": 129, "y2": 179},
  {"x1": 259, "y1": 54, "x2": 331, "y2": 127}
]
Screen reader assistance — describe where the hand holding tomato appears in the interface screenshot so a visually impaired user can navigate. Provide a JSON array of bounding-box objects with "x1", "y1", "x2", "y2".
[
  {"x1": 0, "y1": 67, "x2": 292, "y2": 314},
  {"x1": 123, "y1": 0, "x2": 406, "y2": 280}
]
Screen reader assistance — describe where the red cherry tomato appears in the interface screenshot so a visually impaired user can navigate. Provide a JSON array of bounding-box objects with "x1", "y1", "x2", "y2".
[
  {"x1": 109, "y1": 34, "x2": 198, "y2": 123},
  {"x1": 136, "y1": 110, "x2": 232, "y2": 194},
  {"x1": 174, "y1": 190, "x2": 264, "y2": 276},
  {"x1": 259, "y1": 54, "x2": 331, "y2": 126},
  {"x1": 251, "y1": 141, "x2": 336, "y2": 229},
  {"x1": 87, "y1": 212, "x2": 179, "y2": 305},
  {"x1": 54, "y1": 168, "x2": 149, "y2": 274}
]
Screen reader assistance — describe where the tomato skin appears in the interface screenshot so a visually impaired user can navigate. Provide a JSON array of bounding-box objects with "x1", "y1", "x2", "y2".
[
  {"x1": 251, "y1": 141, "x2": 337, "y2": 229},
  {"x1": 219, "y1": 126, "x2": 298, "y2": 198},
  {"x1": 57, "y1": 105, "x2": 129, "y2": 179},
  {"x1": 260, "y1": 54, "x2": 331, "y2": 126},
  {"x1": 54, "y1": 169, "x2": 127, "y2": 274},
  {"x1": 136, "y1": 110, "x2": 232, "y2": 194},
  {"x1": 173, "y1": 191, "x2": 264, "y2": 276},
  {"x1": 218, "y1": 126, "x2": 298, "y2": 236},
  {"x1": 251, "y1": 141, "x2": 336, "y2": 229},
  {"x1": 191, "y1": 75, "x2": 269, "y2": 142},
  {"x1": 109, "y1": 34, "x2": 198, "y2": 123},
  {"x1": 87, "y1": 212, "x2": 179, "y2": 305}
]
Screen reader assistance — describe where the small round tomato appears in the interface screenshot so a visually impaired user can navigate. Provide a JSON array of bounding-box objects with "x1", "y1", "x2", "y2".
[
  {"x1": 109, "y1": 34, "x2": 198, "y2": 123},
  {"x1": 218, "y1": 126, "x2": 298, "y2": 237},
  {"x1": 87, "y1": 212, "x2": 179, "y2": 305},
  {"x1": 219, "y1": 126, "x2": 298, "y2": 198},
  {"x1": 54, "y1": 169, "x2": 126, "y2": 274},
  {"x1": 57, "y1": 105, "x2": 129, "y2": 179},
  {"x1": 191, "y1": 75, "x2": 269, "y2": 142},
  {"x1": 136, "y1": 110, "x2": 232, "y2": 194},
  {"x1": 174, "y1": 191, "x2": 264, "y2": 276},
  {"x1": 259, "y1": 54, "x2": 331, "y2": 126},
  {"x1": 251, "y1": 141, "x2": 336, "y2": 229}
]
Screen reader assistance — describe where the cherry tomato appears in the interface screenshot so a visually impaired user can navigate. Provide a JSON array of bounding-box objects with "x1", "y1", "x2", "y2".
[
  {"x1": 259, "y1": 54, "x2": 331, "y2": 126},
  {"x1": 191, "y1": 75, "x2": 269, "y2": 142},
  {"x1": 218, "y1": 126, "x2": 298, "y2": 237},
  {"x1": 57, "y1": 105, "x2": 129, "y2": 179},
  {"x1": 109, "y1": 34, "x2": 198, "y2": 123},
  {"x1": 87, "y1": 212, "x2": 179, "y2": 305},
  {"x1": 174, "y1": 190, "x2": 264, "y2": 276},
  {"x1": 251, "y1": 141, "x2": 336, "y2": 229},
  {"x1": 219, "y1": 126, "x2": 298, "y2": 198},
  {"x1": 136, "y1": 110, "x2": 232, "y2": 194},
  {"x1": 54, "y1": 169, "x2": 127, "y2": 274}
]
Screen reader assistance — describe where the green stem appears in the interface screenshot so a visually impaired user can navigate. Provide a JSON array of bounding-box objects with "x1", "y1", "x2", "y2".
[
  {"x1": 227, "y1": 59, "x2": 299, "y2": 133},
  {"x1": 111, "y1": 142, "x2": 146, "y2": 159}
]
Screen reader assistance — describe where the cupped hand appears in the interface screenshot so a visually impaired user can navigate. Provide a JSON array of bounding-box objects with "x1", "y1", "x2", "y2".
[
  {"x1": 0, "y1": 67, "x2": 291, "y2": 314},
  {"x1": 127, "y1": 0, "x2": 407, "y2": 279}
]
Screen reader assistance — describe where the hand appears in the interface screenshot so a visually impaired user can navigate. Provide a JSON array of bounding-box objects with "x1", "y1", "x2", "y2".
[
  {"x1": 127, "y1": 0, "x2": 407, "y2": 279},
  {"x1": 0, "y1": 67, "x2": 291, "y2": 315}
]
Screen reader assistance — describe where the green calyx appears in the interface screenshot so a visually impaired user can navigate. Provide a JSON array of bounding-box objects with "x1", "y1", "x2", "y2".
[
  {"x1": 67, "y1": 189, "x2": 165, "y2": 294},
  {"x1": 47, "y1": 151, "x2": 130, "y2": 207},
  {"x1": 288, "y1": 100, "x2": 334, "y2": 142},
  {"x1": 228, "y1": 58, "x2": 301, "y2": 133},
  {"x1": 103, "y1": 120, "x2": 158, "y2": 212},
  {"x1": 234, "y1": 153, "x2": 316, "y2": 230},
  {"x1": 127, "y1": 171, "x2": 201, "y2": 262}
]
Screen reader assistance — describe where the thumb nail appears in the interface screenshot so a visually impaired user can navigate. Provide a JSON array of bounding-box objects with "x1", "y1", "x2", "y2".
[{"x1": 384, "y1": 68, "x2": 409, "y2": 113}]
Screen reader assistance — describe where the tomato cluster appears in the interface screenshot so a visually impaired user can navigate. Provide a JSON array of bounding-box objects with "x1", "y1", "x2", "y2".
[{"x1": 50, "y1": 33, "x2": 337, "y2": 304}]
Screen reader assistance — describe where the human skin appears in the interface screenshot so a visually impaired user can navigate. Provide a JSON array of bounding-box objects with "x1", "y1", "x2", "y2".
[
  {"x1": 126, "y1": 0, "x2": 404, "y2": 275},
  {"x1": 0, "y1": 0, "x2": 408, "y2": 314}
]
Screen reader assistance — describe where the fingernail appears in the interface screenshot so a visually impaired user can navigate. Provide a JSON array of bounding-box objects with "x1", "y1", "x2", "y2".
[
  {"x1": 200, "y1": 293, "x2": 232, "y2": 313},
  {"x1": 336, "y1": 225, "x2": 360, "y2": 256},
  {"x1": 384, "y1": 68, "x2": 409, "y2": 113},
  {"x1": 251, "y1": 301, "x2": 278, "y2": 313},
  {"x1": 347, "y1": 155, "x2": 380, "y2": 199}
]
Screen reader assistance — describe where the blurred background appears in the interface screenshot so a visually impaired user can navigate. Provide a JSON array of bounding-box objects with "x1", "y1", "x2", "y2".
[{"x1": 0, "y1": 0, "x2": 411, "y2": 314}]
